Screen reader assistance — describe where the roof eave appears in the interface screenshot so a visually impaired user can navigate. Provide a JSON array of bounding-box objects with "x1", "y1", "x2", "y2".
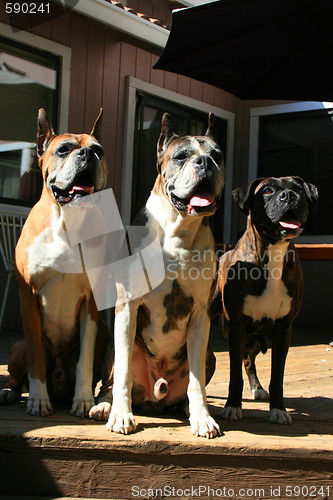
[{"x1": 67, "y1": 0, "x2": 169, "y2": 48}]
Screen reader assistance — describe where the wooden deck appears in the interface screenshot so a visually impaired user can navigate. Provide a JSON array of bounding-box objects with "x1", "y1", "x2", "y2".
[{"x1": 0, "y1": 327, "x2": 332, "y2": 500}]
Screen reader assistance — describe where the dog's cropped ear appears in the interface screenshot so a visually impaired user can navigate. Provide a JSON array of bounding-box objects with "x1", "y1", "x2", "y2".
[
  {"x1": 157, "y1": 113, "x2": 178, "y2": 171},
  {"x1": 90, "y1": 108, "x2": 103, "y2": 142},
  {"x1": 37, "y1": 108, "x2": 55, "y2": 159},
  {"x1": 232, "y1": 178, "x2": 264, "y2": 214},
  {"x1": 292, "y1": 176, "x2": 319, "y2": 210},
  {"x1": 205, "y1": 112, "x2": 215, "y2": 140}
]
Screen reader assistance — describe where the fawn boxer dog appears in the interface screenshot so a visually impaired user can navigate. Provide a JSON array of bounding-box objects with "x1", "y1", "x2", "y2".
[
  {"x1": 90, "y1": 113, "x2": 224, "y2": 438},
  {"x1": 0, "y1": 109, "x2": 108, "y2": 416},
  {"x1": 217, "y1": 176, "x2": 318, "y2": 424}
]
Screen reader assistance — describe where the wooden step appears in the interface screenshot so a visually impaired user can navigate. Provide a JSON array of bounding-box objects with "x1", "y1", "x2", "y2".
[{"x1": 1, "y1": 329, "x2": 332, "y2": 499}]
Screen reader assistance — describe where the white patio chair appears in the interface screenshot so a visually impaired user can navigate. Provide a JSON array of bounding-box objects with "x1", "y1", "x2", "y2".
[{"x1": 0, "y1": 209, "x2": 29, "y2": 330}]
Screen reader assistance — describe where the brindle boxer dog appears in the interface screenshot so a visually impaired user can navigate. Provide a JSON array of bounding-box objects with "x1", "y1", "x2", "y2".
[
  {"x1": 217, "y1": 176, "x2": 318, "y2": 424},
  {"x1": 90, "y1": 113, "x2": 225, "y2": 438},
  {"x1": 0, "y1": 109, "x2": 108, "y2": 417}
]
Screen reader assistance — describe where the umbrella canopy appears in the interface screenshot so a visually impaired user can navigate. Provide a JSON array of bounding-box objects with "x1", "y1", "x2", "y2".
[{"x1": 154, "y1": 0, "x2": 333, "y2": 101}]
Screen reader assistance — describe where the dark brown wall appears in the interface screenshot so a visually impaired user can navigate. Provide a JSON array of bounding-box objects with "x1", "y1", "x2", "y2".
[
  {"x1": 0, "y1": 6, "x2": 236, "y2": 205},
  {"x1": 0, "y1": 3, "x2": 236, "y2": 330}
]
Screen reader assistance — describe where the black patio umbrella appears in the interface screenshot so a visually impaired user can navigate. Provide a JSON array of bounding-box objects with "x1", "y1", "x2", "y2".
[{"x1": 154, "y1": 0, "x2": 333, "y2": 101}]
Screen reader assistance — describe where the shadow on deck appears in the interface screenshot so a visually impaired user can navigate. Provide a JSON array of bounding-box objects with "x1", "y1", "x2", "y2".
[{"x1": 0, "y1": 327, "x2": 332, "y2": 499}]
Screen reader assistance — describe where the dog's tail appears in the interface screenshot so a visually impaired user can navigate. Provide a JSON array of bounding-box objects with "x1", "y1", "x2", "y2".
[{"x1": 209, "y1": 284, "x2": 222, "y2": 320}]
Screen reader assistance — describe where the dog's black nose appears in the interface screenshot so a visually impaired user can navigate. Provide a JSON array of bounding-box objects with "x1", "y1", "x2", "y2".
[
  {"x1": 194, "y1": 155, "x2": 214, "y2": 170},
  {"x1": 77, "y1": 147, "x2": 95, "y2": 162},
  {"x1": 278, "y1": 189, "x2": 296, "y2": 203}
]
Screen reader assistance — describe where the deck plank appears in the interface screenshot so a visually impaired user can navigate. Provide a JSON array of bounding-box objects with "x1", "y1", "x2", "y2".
[{"x1": 0, "y1": 329, "x2": 332, "y2": 499}]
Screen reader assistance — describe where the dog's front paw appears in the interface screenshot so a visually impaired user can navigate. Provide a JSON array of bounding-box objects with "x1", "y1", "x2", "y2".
[
  {"x1": 221, "y1": 406, "x2": 242, "y2": 421},
  {"x1": 0, "y1": 388, "x2": 19, "y2": 405},
  {"x1": 106, "y1": 410, "x2": 137, "y2": 435},
  {"x1": 89, "y1": 402, "x2": 111, "y2": 421},
  {"x1": 252, "y1": 388, "x2": 270, "y2": 401},
  {"x1": 71, "y1": 393, "x2": 95, "y2": 418},
  {"x1": 190, "y1": 414, "x2": 221, "y2": 439},
  {"x1": 269, "y1": 408, "x2": 292, "y2": 425},
  {"x1": 27, "y1": 396, "x2": 53, "y2": 416}
]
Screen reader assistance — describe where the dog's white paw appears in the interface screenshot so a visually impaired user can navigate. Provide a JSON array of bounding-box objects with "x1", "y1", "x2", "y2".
[
  {"x1": 106, "y1": 410, "x2": 137, "y2": 434},
  {"x1": 89, "y1": 402, "x2": 111, "y2": 421},
  {"x1": 252, "y1": 388, "x2": 270, "y2": 401},
  {"x1": 71, "y1": 393, "x2": 95, "y2": 418},
  {"x1": 269, "y1": 408, "x2": 292, "y2": 425},
  {"x1": 27, "y1": 396, "x2": 53, "y2": 416},
  {"x1": 221, "y1": 406, "x2": 242, "y2": 421},
  {"x1": 190, "y1": 415, "x2": 221, "y2": 439},
  {"x1": 0, "y1": 388, "x2": 18, "y2": 404}
]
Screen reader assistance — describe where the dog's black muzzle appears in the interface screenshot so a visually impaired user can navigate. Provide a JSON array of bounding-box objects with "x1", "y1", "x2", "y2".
[
  {"x1": 259, "y1": 190, "x2": 308, "y2": 242},
  {"x1": 49, "y1": 147, "x2": 103, "y2": 205}
]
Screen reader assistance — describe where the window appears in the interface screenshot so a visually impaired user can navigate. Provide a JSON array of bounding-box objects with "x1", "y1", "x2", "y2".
[
  {"x1": 258, "y1": 108, "x2": 333, "y2": 238},
  {"x1": 249, "y1": 102, "x2": 333, "y2": 241},
  {"x1": 133, "y1": 92, "x2": 228, "y2": 244},
  {"x1": 0, "y1": 36, "x2": 59, "y2": 206}
]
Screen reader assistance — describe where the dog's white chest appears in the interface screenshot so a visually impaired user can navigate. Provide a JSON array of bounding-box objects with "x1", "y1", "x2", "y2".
[
  {"x1": 26, "y1": 206, "x2": 90, "y2": 347},
  {"x1": 242, "y1": 244, "x2": 292, "y2": 322},
  {"x1": 27, "y1": 206, "x2": 83, "y2": 282}
]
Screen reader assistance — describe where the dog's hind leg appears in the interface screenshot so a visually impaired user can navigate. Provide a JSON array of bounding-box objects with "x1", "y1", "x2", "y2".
[
  {"x1": 244, "y1": 344, "x2": 269, "y2": 401},
  {"x1": 0, "y1": 339, "x2": 27, "y2": 404}
]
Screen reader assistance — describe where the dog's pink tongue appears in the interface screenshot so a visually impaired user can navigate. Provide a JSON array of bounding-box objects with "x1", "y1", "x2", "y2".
[
  {"x1": 69, "y1": 186, "x2": 95, "y2": 195},
  {"x1": 279, "y1": 220, "x2": 301, "y2": 230},
  {"x1": 189, "y1": 192, "x2": 215, "y2": 207}
]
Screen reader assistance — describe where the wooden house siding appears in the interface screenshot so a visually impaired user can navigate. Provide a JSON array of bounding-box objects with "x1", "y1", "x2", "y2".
[
  {"x1": 0, "y1": 8, "x2": 236, "y2": 205},
  {"x1": 0, "y1": 5, "x2": 237, "y2": 330}
]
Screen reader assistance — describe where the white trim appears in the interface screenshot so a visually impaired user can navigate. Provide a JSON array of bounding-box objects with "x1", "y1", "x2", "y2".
[
  {"x1": 249, "y1": 101, "x2": 333, "y2": 243},
  {"x1": 0, "y1": 142, "x2": 35, "y2": 152},
  {"x1": 65, "y1": 0, "x2": 169, "y2": 49},
  {"x1": 0, "y1": 204, "x2": 30, "y2": 216},
  {"x1": 122, "y1": 76, "x2": 235, "y2": 243},
  {"x1": 176, "y1": 0, "x2": 218, "y2": 6},
  {"x1": 0, "y1": 22, "x2": 71, "y2": 133}
]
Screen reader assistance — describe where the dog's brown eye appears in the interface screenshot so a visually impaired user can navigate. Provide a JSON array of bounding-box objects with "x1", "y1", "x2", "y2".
[
  {"x1": 91, "y1": 144, "x2": 104, "y2": 159},
  {"x1": 57, "y1": 145, "x2": 71, "y2": 156},
  {"x1": 174, "y1": 152, "x2": 188, "y2": 161},
  {"x1": 263, "y1": 187, "x2": 274, "y2": 195},
  {"x1": 211, "y1": 151, "x2": 223, "y2": 164}
]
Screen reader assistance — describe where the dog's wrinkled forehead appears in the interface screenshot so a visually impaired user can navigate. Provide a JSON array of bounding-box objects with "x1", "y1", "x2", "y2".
[
  {"x1": 49, "y1": 133, "x2": 98, "y2": 154},
  {"x1": 42, "y1": 133, "x2": 101, "y2": 170},
  {"x1": 254, "y1": 176, "x2": 302, "y2": 194},
  {"x1": 160, "y1": 135, "x2": 222, "y2": 172}
]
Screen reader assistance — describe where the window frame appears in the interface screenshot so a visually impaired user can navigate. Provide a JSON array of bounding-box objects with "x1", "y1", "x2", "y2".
[
  {"x1": 1, "y1": 22, "x2": 71, "y2": 134},
  {"x1": 122, "y1": 76, "x2": 235, "y2": 244},
  {"x1": 249, "y1": 101, "x2": 333, "y2": 243},
  {"x1": 0, "y1": 22, "x2": 71, "y2": 210}
]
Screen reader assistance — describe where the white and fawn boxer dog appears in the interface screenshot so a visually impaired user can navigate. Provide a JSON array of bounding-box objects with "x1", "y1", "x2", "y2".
[
  {"x1": 0, "y1": 109, "x2": 108, "y2": 417},
  {"x1": 90, "y1": 113, "x2": 225, "y2": 438},
  {"x1": 216, "y1": 176, "x2": 318, "y2": 424}
]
